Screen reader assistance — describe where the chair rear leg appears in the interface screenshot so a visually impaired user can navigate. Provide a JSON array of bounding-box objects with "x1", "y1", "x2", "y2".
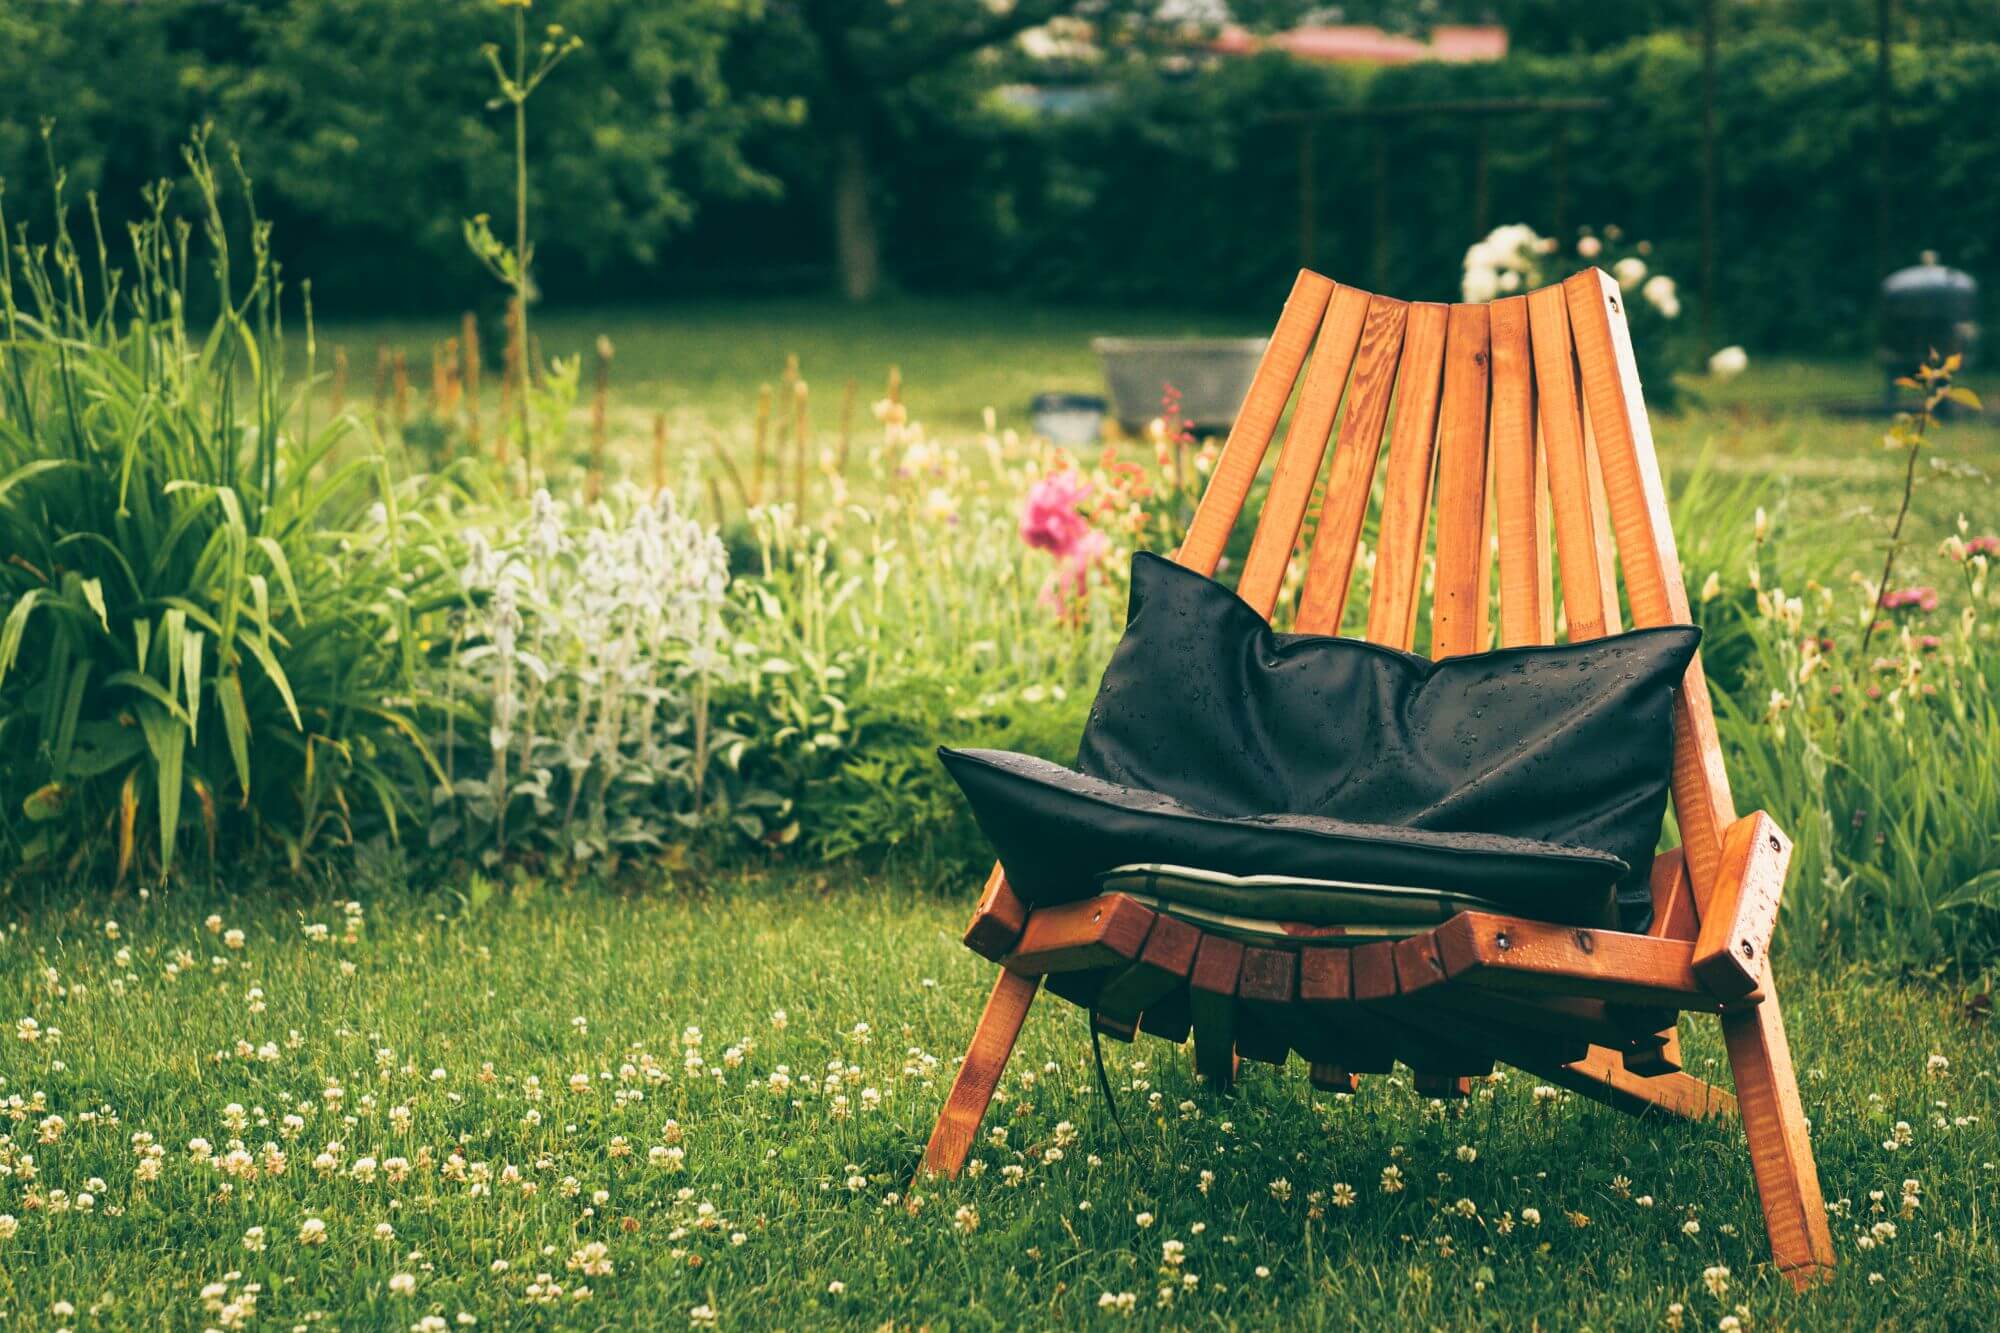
[
  {"x1": 919, "y1": 969, "x2": 1038, "y2": 1178},
  {"x1": 1722, "y1": 977, "x2": 1836, "y2": 1290}
]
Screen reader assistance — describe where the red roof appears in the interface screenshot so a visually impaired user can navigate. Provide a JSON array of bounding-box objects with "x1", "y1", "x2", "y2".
[{"x1": 1214, "y1": 23, "x2": 1508, "y2": 65}]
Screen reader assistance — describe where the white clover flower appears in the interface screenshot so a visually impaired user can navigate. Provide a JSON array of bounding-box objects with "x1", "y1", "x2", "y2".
[{"x1": 1613, "y1": 256, "x2": 1648, "y2": 290}]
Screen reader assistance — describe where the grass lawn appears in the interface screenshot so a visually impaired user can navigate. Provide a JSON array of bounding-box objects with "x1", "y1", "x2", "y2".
[
  {"x1": 4, "y1": 872, "x2": 1996, "y2": 1328},
  {"x1": 321, "y1": 296, "x2": 2000, "y2": 540}
]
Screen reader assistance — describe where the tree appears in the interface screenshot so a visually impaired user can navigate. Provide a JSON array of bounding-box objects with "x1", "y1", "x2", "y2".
[
  {"x1": 0, "y1": 1, "x2": 792, "y2": 312},
  {"x1": 774, "y1": 0, "x2": 1132, "y2": 303}
]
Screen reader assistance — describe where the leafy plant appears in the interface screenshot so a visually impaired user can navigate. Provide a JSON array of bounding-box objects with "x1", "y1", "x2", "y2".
[
  {"x1": 1861, "y1": 351, "x2": 1982, "y2": 658},
  {"x1": 431, "y1": 484, "x2": 760, "y2": 869},
  {"x1": 0, "y1": 133, "x2": 447, "y2": 879},
  {"x1": 464, "y1": 0, "x2": 582, "y2": 484}
]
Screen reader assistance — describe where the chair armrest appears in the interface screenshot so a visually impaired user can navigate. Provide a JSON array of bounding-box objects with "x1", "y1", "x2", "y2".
[
  {"x1": 964, "y1": 864, "x2": 1030, "y2": 961},
  {"x1": 1692, "y1": 811, "x2": 1792, "y2": 1000}
]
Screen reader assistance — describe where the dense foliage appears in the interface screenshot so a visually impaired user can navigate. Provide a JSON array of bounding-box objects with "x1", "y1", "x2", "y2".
[
  {"x1": 853, "y1": 32, "x2": 2000, "y2": 355},
  {"x1": 5, "y1": 9, "x2": 1998, "y2": 353}
]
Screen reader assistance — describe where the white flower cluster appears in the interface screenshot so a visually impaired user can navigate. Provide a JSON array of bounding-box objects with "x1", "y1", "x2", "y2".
[
  {"x1": 1460, "y1": 223, "x2": 1556, "y2": 303},
  {"x1": 1461, "y1": 223, "x2": 1688, "y2": 325}
]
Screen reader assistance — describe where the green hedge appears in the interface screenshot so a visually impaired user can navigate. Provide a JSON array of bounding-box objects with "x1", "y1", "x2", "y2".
[{"x1": 861, "y1": 32, "x2": 2000, "y2": 355}]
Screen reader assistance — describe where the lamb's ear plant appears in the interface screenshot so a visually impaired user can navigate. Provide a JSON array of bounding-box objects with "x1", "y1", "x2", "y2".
[{"x1": 0, "y1": 129, "x2": 449, "y2": 881}]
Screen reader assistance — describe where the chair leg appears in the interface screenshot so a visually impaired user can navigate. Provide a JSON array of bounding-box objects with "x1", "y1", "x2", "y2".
[
  {"x1": 918, "y1": 969, "x2": 1038, "y2": 1178},
  {"x1": 1722, "y1": 976, "x2": 1836, "y2": 1290}
]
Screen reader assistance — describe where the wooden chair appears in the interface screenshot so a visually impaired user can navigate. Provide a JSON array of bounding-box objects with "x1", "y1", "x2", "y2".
[{"x1": 918, "y1": 268, "x2": 1836, "y2": 1289}]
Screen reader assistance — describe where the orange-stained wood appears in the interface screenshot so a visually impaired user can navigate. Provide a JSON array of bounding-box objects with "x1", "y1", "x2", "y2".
[
  {"x1": 1535, "y1": 430, "x2": 1557, "y2": 641},
  {"x1": 963, "y1": 865, "x2": 1030, "y2": 961},
  {"x1": 1530, "y1": 1043, "x2": 1738, "y2": 1120},
  {"x1": 1093, "y1": 912, "x2": 1202, "y2": 1024},
  {"x1": 1565, "y1": 269, "x2": 1732, "y2": 903},
  {"x1": 1526, "y1": 284, "x2": 1614, "y2": 642},
  {"x1": 1724, "y1": 977, "x2": 1838, "y2": 1286},
  {"x1": 1429, "y1": 303, "x2": 1493, "y2": 657},
  {"x1": 1650, "y1": 848, "x2": 1700, "y2": 942},
  {"x1": 919, "y1": 969, "x2": 1039, "y2": 1177},
  {"x1": 1236, "y1": 945, "x2": 1298, "y2": 1064},
  {"x1": 1641, "y1": 846, "x2": 1699, "y2": 1071},
  {"x1": 1580, "y1": 398, "x2": 1626, "y2": 633},
  {"x1": 1434, "y1": 911, "x2": 1729, "y2": 1012},
  {"x1": 1002, "y1": 894, "x2": 1155, "y2": 976},
  {"x1": 1236, "y1": 285, "x2": 1370, "y2": 617},
  {"x1": 1695, "y1": 812, "x2": 1792, "y2": 999},
  {"x1": 1293, "y1": 293, "x2": 1410, "y2": 631},
  {"x1": 1180, "y1": 270, "x2": 1336, "y2": 576},
  {"x1": 1363, "y1": 303, "x2": 1450, "y2": 647},
  {"x1": 930, "y1": 267, "x2": 1832, "y2": 1293},
  {"x1": 1190, "y1": 934, "x2": 1246, "y2": 1087},
  {"x1": 1489, "y1": 295, "x2": 1545, "y2": 647}
]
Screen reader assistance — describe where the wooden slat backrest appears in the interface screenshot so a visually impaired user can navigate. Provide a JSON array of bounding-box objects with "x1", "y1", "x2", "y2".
[
  {"x1": 1428, "y1": 303, "x2": 1492, "y2": 658},
  {"x1": 1525, "y1": 286, "x2": 1616, "y2": 641},
  {"x1": 1170, "y1": 266, "x2": 1729, "y2": 943},
  {"x1": 1361, "y1": 303, "x2": 1450, "y2": 648},
  {"x1": 1561, "y1": 269, "x2": 1737, "y2": 916},
  {"x1": 1294, "y1": 294, "x2": 1409, "y2": 632},
  {"x1": 970, "y1": 267, "x2": 1725, "y2": 962},
  {"x1": 1236, "y1": 284, "x2": 1370, "y2": 616},
  {"x1": 1488, "y1": 295, "x2": 1545, "y2": 648},
  {"x1": 1179, "y1": 271, "x2": 1335, "y2": 577}
]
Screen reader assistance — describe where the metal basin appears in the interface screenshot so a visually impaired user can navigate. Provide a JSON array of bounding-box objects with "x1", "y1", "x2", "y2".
[{"x1": 1093, "y1": 337, "x2": 1268, "y2": 433}]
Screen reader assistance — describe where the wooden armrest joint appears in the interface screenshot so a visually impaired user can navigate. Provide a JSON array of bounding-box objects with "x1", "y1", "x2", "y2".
[{"x1": 1691, "y1": 811, "x2": 1791, "y2": 1001}]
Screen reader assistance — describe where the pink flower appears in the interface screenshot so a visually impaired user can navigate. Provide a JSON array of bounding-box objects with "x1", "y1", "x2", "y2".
[
  {"x1": 1967, "y1": 535, "x2": 2000, "y2": 557},
  {"x1": 1019, "y1": 471, "x2": 1094, "y2": 556},
  {"x1": 1043, "y1": 529, "x2": 1110, "y2": 607},
  {"x1": 1879, "y1": 586, "x2": 1939, "y2": 612}
]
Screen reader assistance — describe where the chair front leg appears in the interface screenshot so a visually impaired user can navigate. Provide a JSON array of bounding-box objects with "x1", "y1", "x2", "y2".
[
  {"x1": 919, "y1": 968, "x2": 1038, "y2": 1178},
  {"x1": 1723, "y1": 974, "x2": 1836, "y2": 1289}
]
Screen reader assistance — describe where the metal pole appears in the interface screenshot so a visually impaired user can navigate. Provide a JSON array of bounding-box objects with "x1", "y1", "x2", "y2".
[
  {"x1": 1299, "y1": 122, "x2": 1317, "y2": 270},
  {"x1": 1552, "y1": 116, "x2": 1569, "y2": 242},
  {"x1": 1473, "y1": 120, "x2": 1490, "y2": 237},
  {"x1": 1876, "y1": 0, "x2": 1893, "y2": 283},
  {"x1": 1372, "y1": 133, "x2": 1390, "y2": 292},
  {"x1": 1700, "y1": 0, "x2": 1719, "y2": 359}
]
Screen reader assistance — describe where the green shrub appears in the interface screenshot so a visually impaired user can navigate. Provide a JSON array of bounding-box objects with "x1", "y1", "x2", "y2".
[{"x1": 0, "y1": 138, "x2": 448, "y2": 880}]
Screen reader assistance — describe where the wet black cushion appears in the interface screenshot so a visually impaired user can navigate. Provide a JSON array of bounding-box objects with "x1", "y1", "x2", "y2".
[
  {"x1": 944, "y1": 553, "x2": 1700, "y2": 930},
  {"x1": 938, "y1": 748, "x2": 1630, "y2": 926}
]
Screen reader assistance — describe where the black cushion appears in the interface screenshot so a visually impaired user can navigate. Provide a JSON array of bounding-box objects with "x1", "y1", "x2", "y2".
[
  {"x1": 945, "y1": 553, "x2": 1700, "y2": 930},
  {"x1": 938, "y1": 748, "x2": 1630, "y2": 926}
]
